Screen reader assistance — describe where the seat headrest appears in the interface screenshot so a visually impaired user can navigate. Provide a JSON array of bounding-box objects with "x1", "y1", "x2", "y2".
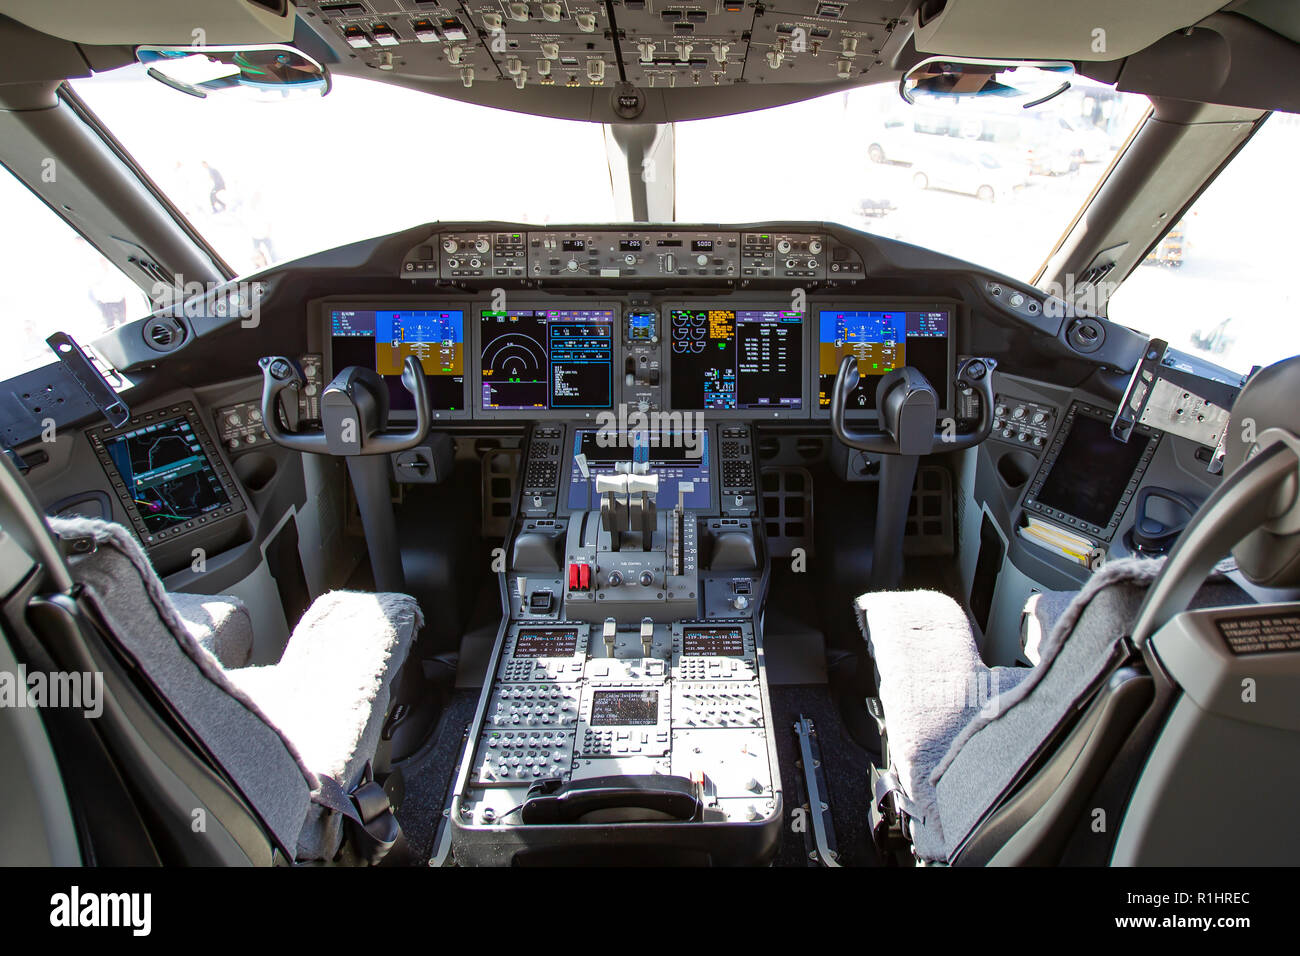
[{"x1": 1221, "y1": 354, "x2": 1300, "y2": 587}]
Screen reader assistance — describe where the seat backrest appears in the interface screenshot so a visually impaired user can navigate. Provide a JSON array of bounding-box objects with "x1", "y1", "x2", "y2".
[
  {"x1": 947, "y1": 355, "x2": 1300, "y2": 864},
  {"x1": 48, "y1": 515, "x2": 316, "y2": 852}
]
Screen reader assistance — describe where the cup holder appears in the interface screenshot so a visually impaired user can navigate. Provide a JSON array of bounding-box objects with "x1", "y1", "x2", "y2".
[
  {"x1": 996, "y1": 450, "x2": 1037, "y2": 489},
  {"x1": 234, "y1": 451, "x2": 278, "y2": 493}
]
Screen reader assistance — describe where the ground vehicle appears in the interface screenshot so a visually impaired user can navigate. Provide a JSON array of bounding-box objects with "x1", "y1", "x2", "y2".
[
  {"x1": 1, "y1": 0, "x2": 1299, "y2": 907},
  {"x1": 909, "y1": 147, "x2": 1030, "y2": 200},
  {"x1": 1145, "y1": 219, "x2": 1188, "y2": 265}
]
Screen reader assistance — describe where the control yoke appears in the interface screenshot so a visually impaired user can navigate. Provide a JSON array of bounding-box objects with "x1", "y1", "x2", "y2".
[
  {"x1": 830, "y1": 354, "x2": 996, "y2": 591},
  {"x1": 258, "y1": 354, "x2": 431, "y2": 594},
  {"x1": 259, "y1": 354, "x2": 430, "y2": 455},
  {"x1": 830, "y1": 355, "x2": 997, "y2": 455}
]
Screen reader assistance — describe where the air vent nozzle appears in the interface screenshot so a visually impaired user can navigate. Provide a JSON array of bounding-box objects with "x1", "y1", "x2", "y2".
[{"x1": 143, "y1": 317, "x2": 188, "y2": 352}]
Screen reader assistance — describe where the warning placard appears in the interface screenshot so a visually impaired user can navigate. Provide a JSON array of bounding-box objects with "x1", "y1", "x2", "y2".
[{"x1": 1215, "y1": 612, "x2": 1300, "y2": 656}]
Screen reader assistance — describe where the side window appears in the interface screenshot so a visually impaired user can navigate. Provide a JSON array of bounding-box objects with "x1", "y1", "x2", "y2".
[
  {"x1": 0, "y1": 165, "x2": 149, "y2": 381},
  {"x1": 1108, "y1": 112, "x2": 1300, "y2": 374}
]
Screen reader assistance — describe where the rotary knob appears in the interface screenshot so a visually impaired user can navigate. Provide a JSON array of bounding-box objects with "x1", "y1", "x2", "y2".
[
  {"x1": 808, "y1": 238, "x2": 823, "y2": 254},
  {"x1": 639, "y1": 570, "x2": 654, "y2": 587},
  {"x1": 608, "y1": 570, "x2": 624, "y2": 587},
  {"x1": 441, "y1": 238, "x2": 458, "y2": 253},
  {"x1": 776, "y1": 238, "x2": 792, "y2": 254}
]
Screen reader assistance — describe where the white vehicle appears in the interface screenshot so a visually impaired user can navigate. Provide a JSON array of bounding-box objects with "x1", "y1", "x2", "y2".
[{"x1": 909, "y1": 147, "x2": 1031, "y2": 201}]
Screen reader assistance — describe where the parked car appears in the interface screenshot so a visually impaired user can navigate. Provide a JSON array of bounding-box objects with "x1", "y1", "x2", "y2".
[{"x1": 909, "y1": 147, "x2": 1030, "y2": 201}]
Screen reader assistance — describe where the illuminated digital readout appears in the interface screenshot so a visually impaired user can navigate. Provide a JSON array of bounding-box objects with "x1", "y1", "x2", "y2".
[
  {"x1": 513, "y1": 627, "x2": 579, "y2": 658},
  {"x1": 590, "y1": 690, "x2": 659, "y2": 726},
  {"x1": 681, "y1": 626, "x2": 746, "y2": 657}
]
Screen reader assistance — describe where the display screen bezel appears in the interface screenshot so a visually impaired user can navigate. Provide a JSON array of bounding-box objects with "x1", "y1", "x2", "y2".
[
  {"x1": 660, "y1": 299, "x2": 811, "y2": 420},
  {"x1": 317, "y1": 297, "x2": 473, "y2": 421},
  {"x1": 1023, "y1": 401, "x2": 1161, "y2": 541},
  {"x1": 810, "y1": 298, "x2": 961, "y2": 421}
]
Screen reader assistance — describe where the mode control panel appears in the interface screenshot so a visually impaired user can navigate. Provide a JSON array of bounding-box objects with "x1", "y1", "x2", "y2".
[
  {"x1": 401, "y1": 227, "x2": 865, "y2": 283},
  {"x1": 529, "y1": 229, "x2": 740, "y2": 279},
  {"x1": 991, "y1": 394, "x2": 1056, "y2": 449}
]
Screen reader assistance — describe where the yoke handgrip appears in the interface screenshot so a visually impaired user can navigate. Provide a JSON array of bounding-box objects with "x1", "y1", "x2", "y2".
[{"x1": 519, "y1": 774, "x2": 702, "y2": 824}]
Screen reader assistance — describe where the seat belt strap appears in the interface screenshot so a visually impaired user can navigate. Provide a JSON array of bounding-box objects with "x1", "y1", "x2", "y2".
[{"x1": 312, "y1": 767, "x2": 401, "y2": 864}]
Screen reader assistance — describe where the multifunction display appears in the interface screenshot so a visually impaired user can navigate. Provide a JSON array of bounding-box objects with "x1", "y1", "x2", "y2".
[
  {"x1": 480, "y1": 309, "x2": 614, "y2": 411},
  {"x1": 101, "y1": 416, "x2": 231, "y2": 533},
  {"x1": 818, "y1": 309, "x2": 951, "y2": 411},
  {"x1": 330, "y1": 308, "x2": 465, "y2": 411},
  {"x1": 669, "y1": 309, "x2": 804, "y2": 410}
]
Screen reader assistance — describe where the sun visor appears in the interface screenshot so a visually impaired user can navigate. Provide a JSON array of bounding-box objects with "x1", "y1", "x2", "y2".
[
  {"x1": 0, "y1": 0, "x2": 295, "y2": 46},
  {"x1": 912, "y1": 0, "x2": 1225, "y2": 62}
]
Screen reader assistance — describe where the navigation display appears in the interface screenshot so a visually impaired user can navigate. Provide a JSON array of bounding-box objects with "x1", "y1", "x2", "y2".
[
  {"x1": 669, "y1": 309, "x2": 804, "y2": 411},
  {"x1": 330, "y1": 308, "x2": 465, "y2": 411},
  {"x1": 103, "y1": 417, "x2": 231, "y2": 533},
  {"x1": 479, "y1": 308, "x2": 614, "y2": 411},
  {"x1": 817, "y1": 308, "x2": 951, "y2": 411}
]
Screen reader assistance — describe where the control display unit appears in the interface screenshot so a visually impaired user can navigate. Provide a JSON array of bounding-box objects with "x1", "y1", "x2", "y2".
[
  {"x1": 817, "y1": 306, "x2": 954, "y2": 413},
  {"x1": 89, "y1": 403, "x2": 245, "y2": 546},
  {"x1": 566, "y1": 428, "x2": 711, "y2": 511},
  {"x1": 329, "y1": 306, "x2": 466, "y2": 412},
  {"x1": 667, "y1": 306, "x2": 805, "y2": 413},
  {"x1": 1023, "y1": 402, "x2": 1160, "y2": 539},
  {"x1": 479, "y1": 307, "x2": 615, "y2": 412},
  {"x1": 590, "y1": 689, "x2": 660, "y2": 726}
]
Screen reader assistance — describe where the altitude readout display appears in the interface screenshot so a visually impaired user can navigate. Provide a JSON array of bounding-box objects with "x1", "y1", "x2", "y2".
[
  {"x1": 480, "y1": 309, "x2": 614, "y2": 410},
  {"x1": 374, "y1": 311, "x2": 463, "y2": 377},
  {"x1": 817, "y1": 309, "x2": 951, "y2": 410},
  {"x1": 513, "y1": 627, "x2": 580, "y2": 658},
  {"x1": 330, "y1": 308, "x2": 466, "y2": 411},
  {"x1": 682, "y1": 626, "x2": 746, "y2": 657},
  {"x1": 669, "y1": 309, "x2": 803, "y2": 410},
  {"x1": 590, "y1": 690, "x2": 660, "y2": 727},
  {"x1": 104, "y1": 417, "x2": 230, "y2": 533}
]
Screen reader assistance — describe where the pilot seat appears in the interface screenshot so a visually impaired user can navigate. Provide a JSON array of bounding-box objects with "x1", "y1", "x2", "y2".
[{"x1": 856, "y1": 355, "x2": 1300, "y2": 865}]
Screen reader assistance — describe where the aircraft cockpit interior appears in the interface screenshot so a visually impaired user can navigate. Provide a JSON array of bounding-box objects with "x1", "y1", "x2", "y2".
[{"x1": 1, "y1": 0, "x2": 1299, "y2": 923}]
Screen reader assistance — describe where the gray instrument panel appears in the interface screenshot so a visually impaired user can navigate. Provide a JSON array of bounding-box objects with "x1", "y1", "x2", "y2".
[{"x1": 400, "y1": 227, "x2": 864, "y2": 281}]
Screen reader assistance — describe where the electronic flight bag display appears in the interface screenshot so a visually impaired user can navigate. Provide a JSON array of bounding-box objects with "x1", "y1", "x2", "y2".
[
  {"x1": 817, "y1": 308, "x2": 952, "y2": 411},
  {"x1": 330, "y1": 308, "x2": 465, "y2": 411},
  {"x1": 101, "y1": 416, "x2": 231, "y2": 533}
]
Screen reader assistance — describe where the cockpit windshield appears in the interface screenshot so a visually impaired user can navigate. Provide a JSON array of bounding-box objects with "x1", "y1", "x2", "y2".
[{"x1": 74, "y1": 67, "x2": 1147, "y2": 281}]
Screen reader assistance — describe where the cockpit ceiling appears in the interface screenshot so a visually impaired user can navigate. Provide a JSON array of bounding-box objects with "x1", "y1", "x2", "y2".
[{"x1": 0, "y1": 0, "x2": 1251, "y2": 119}]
